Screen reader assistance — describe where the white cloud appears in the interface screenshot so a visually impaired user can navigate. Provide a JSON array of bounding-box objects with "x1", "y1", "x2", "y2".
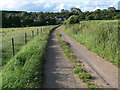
[
  {"x1": 0, "y1": 0, "x2": 119, "y2": 12},
  {"x1": 54, "y1": 3, "x2": 65, "y2": 12},
  {"x1": 44, "y1": 3, "x2": 51, "y2": 8},
  {"x1": 109, "y1": 2, "x2": 118, "y2": 9},
  {"x1": 92, "y1": 7, "x2": 101, "y2": 11},
  {"x1": 0, "y1": 0, "x2": 29, "y2": 9}
]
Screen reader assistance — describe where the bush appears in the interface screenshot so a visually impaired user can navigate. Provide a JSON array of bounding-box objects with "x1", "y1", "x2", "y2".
[{"x1": 63, "y1": 15, "x2": 79, "y2": 25}]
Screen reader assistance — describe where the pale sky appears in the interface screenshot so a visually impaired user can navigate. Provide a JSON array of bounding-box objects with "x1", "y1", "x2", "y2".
[{"x1": 0, "y1": 0, "x2": 119, "y2": 12}]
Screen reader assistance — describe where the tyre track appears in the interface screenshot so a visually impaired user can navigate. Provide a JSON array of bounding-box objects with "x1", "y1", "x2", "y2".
[
  {"x1": 44, "y1": 29, "x2": 87, "y2": 88},
  {"x1": 58, "y1": 26, "x2": 118, "y2": 88}
]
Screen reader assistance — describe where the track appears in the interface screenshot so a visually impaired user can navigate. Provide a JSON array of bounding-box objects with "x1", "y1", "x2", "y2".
[
  {"x1": 44, "y1": 29, "x2": 86, "y2": 88},
  {"x1": 57, "y1": 26, "x2": 118, "y2": 88}
]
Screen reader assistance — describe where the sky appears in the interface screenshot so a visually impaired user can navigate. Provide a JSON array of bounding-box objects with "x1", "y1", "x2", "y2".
[{"x1": 0, "y1": 0, "x2": 119, "y2": 12}]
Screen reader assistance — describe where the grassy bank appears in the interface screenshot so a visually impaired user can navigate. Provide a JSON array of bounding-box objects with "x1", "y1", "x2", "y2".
[
  {"x1": 1, "y1": 26, "x2": 51, "y2": 66},
  {"x1": 62, "y1": 20, "x2": 118, "y2": 67},
  {"x1": 2, "y1": 26, "x2": 58, "y2": 88},
  {"x1": 56, "y1": 30, "x2": 97, "y2": 89}
]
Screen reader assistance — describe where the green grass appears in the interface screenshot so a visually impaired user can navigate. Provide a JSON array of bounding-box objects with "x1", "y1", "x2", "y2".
[
  {"x1": 73, "y1": 66, "x2": 84, "y2": 74},
  {"x1": 2, "y1": 26, "x2": 58, "y2": 88},
  {"x1": 56, "y1": 30, "x2": 97, "y2": 89},
  {"x1": 62, "y1": 20, "x2": 118, "y2": 67},
  {"x1": 1, "y1": 26, "x2": 53, "y2": 66}
]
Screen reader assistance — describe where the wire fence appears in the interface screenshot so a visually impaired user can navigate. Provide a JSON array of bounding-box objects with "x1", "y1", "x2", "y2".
[{"x1": 2, "y1": 26, "x2": 51, "y2": 66}]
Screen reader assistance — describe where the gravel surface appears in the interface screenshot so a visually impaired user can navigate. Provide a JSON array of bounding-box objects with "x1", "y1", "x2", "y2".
[
  {"x1": 44, "y1": 29, "x2": 86, "y2": 88},
  {"x1": 58, "y1": 26, "x2": 118, "y2": 88}
]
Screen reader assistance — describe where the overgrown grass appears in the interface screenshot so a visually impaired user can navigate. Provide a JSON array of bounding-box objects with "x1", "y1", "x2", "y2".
[
  {"x1": 62, "y1": 20, "x2": 118, "y2": 67},
  {"x1": 1, "y1": 26, "x2": 53, "y2": 66},
  {"x1": 2, "y1": 26, "x2": 58, "y2": 88},
  {"x1": 56, "y1": 30, "x2": 97, "y2": 89}
]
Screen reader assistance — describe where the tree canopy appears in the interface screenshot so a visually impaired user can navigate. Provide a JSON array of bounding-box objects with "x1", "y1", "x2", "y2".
[{"x1": 2, "y1": 7, "x2": 120, "y2": 28}]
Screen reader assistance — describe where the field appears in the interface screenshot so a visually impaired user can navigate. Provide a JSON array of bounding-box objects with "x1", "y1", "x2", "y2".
[
  {"x1": 2, "y1": 26, "x2": 58, "y2": 88},
  {"x1": 1, "y1": 26, "x2": 53, "y2": 66},
  {"x1": 62, "y1": 20, "x2": 118, "y2": 67}
]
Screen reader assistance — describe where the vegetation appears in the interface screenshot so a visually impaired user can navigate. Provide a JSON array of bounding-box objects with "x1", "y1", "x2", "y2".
[
  {"x1": 1, "y1": 26, "x2": 53, "y2": 66},
  {"x1": 63, "y1": 15, "x2": 79, "y2": 24},
  {"x1": 56, "y1": 30, "x2": 97, "y2": 89},
  {"x1": 62, "y1": 20, "x2": 118, "y2": 67},
  {"x1": 2, "y1": 26, "x2": 58, "y2": 88},
  {"x1": 1, "y1": 7, "x2": 120, "y2": 28}
]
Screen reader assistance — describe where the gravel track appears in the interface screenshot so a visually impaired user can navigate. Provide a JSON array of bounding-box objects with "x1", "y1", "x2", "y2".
[
  {"x1": 44, "y1": 29, "x2": 86, "y2": 88},
  {"x1": 58, "y1": 26, "x2": 118, "y2": 88}
]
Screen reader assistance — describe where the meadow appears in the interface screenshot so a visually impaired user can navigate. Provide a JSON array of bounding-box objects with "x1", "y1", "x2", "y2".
[
  {"x1": 1, "y1": 26, "x2": 52, "y2": 66},
  {"x1": 62, "y1": 20, "x2": 118, "y2": 67},
  {"x1": 2, "y1": 26, "x2": 58, "y2": 88}
]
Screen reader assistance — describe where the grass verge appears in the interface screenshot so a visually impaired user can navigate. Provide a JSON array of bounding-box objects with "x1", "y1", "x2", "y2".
[
  {"x1": 1, "y1": 26, "x2": 55, "y2": 67},
  {"x1": 62, "y1": 20, "x2": 118, "y2": 67},
  {"x1": 2, "y1": 26, "x2": 58, "y2": 88},
  {"x1": 56, "y1": 30, "x2": 97, "y2": 89}
]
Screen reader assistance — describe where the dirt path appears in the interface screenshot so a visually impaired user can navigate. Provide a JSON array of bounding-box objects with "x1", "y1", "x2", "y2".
[
  {"x1": 58, "y1": 27, "x2": 118, "y2": 88},
  {"x1": 44, "y1": 29, "x2": 86, "y2": 88}
]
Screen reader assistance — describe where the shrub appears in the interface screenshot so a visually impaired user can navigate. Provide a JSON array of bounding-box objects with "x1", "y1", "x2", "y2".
[{"x1": 63, "y1": 15, "x2": 79, "y2": 25}]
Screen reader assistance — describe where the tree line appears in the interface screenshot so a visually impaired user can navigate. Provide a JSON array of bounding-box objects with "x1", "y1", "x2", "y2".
[{"x1": 1, "y1": 7, "x2": 120, "y2": 28}]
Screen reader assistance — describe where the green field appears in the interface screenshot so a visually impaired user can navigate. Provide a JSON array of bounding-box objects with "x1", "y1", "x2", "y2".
[
  {"x1": 62, "y1": 20, "x2": 118, "y2": 67},
  {"x1": 2, "y1": 26, "x2": 57, "y2": 88},
  {"x1": 1, "y1": 26, "x2": 53, "y2": 66}
]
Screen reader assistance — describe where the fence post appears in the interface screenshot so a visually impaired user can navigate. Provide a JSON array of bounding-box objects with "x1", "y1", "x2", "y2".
[
  {"x1": 41, "y1": 28, "x2": 42, "y2": 33},
  {"x1": 25, "y1": 33, "x2": 27, "y2": 44},
  {"x1": 12, "y1": 38, "x2": 15, "y2": 56},
  {"x1": 37, "y1": 29, "x2": 39, "y2": 35},
  {"x1": 32, "y1": 31, "x2": 34, "y2": 38}
]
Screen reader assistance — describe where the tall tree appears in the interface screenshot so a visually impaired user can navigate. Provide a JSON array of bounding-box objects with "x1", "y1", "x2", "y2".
[{"x1": 108, "y1": 7, "x2": 116, "y2": 10}]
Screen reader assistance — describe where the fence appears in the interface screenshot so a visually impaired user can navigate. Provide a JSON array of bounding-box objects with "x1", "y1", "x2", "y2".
[{"x1": 11, "y1": 27, "x2": 48, "y2": 57}]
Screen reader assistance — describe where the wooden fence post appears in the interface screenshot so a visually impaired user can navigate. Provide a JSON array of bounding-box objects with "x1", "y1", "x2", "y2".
[
  {"x1": 37, "y1": 29, "x2": 39, "y2": 35},
  {"x1": 25, "y1": 33, "x2": 27, "y2": 44},
  {"x1": 41, "y1": 29, "x2": 42, "y2": 33},
  {"x1": 32, "y1": 31, "x2": 34, "y2": 38},
  {"x1": 12, "y1": 38, "x2": 15, "y2": 56}
]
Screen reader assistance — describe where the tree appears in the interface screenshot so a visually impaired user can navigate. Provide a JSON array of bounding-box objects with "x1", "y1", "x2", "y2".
[
  {"x1": 94, "y1": 9, "x2": 101, "y2": 14},
  {"x1": 108, "y1": 7, "x2": 116, "y2": 10},
  {"x1": 22, "y1": 17, "x2": 34, "y2": 27},
  {"x1": 86, "y1": 14, "x2": 94, "y2": 20},
  {"x1": 61, "y1": 9, "x2": 69, "y2": 13},
  {"x1": 78, "y1": 13, "x2": 85, "y2": 20},
  {"x1": 114, "y1": 14, "x2": 120, "y2": 19},
  {"x1": 37, "y1": 14, "x2": 46, "y2": 25},
  {"x1": 71, "y1": 7, "x2": 82, "y2": 13},
  {"x1": 46, "y1": 18, "x2": 56, "y2": 25},
  {"x1": 65, "y1": 15, "x2": 79, "y2": 24},
  {"x1": 11, "y1": 16, "x2": 21, "y2": 27}
]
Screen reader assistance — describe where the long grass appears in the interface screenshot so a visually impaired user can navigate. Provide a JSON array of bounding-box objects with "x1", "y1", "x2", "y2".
[
  {"x1": 1, "y1": 26, "x2": 52, "y2": 66},
  {"x1": 2, "y1": 26, "x2": 58, "y2": 88},
  {"x1": 62, "y1": 20, "x2": 118, "y2": 67}
]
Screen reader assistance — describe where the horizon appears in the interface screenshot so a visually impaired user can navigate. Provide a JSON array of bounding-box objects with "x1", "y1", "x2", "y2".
[{"x1": 0, "y1": 0, "x2": 119, "y2": 12}]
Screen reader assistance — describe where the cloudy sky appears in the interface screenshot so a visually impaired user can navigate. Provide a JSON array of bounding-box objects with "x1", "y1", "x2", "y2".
[{"x1": 0, "y1": 0, "x2": 119, "y2": 12}]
